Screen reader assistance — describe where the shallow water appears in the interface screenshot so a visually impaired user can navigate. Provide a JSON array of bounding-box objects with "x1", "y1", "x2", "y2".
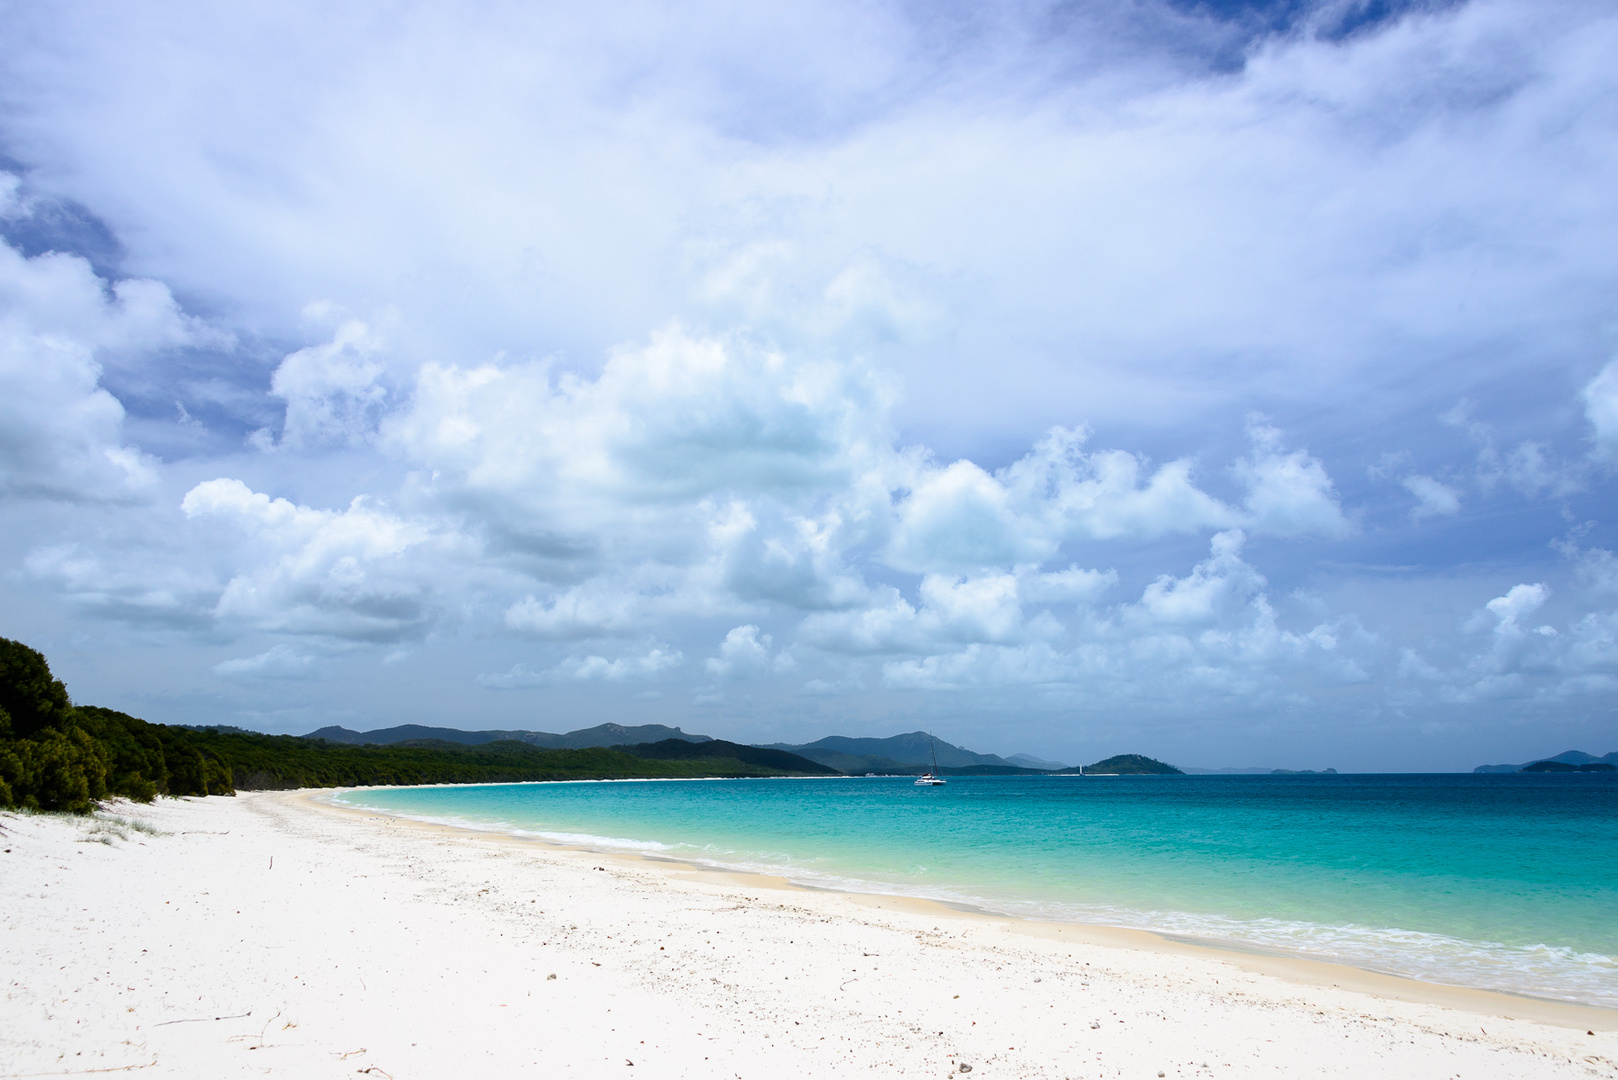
[{"x1": 336, "y1": 773, "x2": 1618, "y2": 1007}]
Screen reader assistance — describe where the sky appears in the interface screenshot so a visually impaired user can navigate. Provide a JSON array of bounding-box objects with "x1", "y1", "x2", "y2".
[{"x1": 1, "y1": 0, "x2": 1616, "y2": 771}]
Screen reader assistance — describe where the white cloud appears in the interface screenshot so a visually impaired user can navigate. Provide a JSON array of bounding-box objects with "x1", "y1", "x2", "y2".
[
  {"x1": 1583, "y1": 360, "x2": 1618, "y2": 463},
  {"x1": 1234, "y1": 422, "x2": 1352, "y2": 538},
  {"x1": 181, "y1": 478, "x2": 458, "y2": 641},
  {"x1": 1480, "y1": 441, "x2": 1583, "y2": 499},
  {"x1": 4, "y1": 1, "x2": 1618, "y2": 758},
  {"x1": 887, "y1": 427, "x2": 1248, "y2": 574},
  {"x1": 880, "y1": 530, "x2": 1376, "y2": 695},
  {"x1": 384, "y1": 326, "x2": 896, "y2": 515},
  {"x1": 0, "y1": 173, "x2": 22, "y2": 218},
  {"x1": 0, "y1": 238, "x2": 201, "y2": 500},
  {"x1": 1131, "y1": 530, "x2": 1265, "y2": 627},
  {"x1": 1402, "y1": 474, "x2": 1462, "y2": 519},
  {"x1": 799, "y1": 565, "x2": 1088, "y2": 655},
  {"x1": 1441, "y1": 582, "x2": 1557, "y2": 700},
  {"x1": 1483, "y1": 582, "x2": 1550, "y2": 634},
  {"x1": 1564, "y1": 542, "x2": 1618, "y2": 596},
  {"x1": 505, "y1": 583, "x2": 645, "y2": 639},
  {"x1": 481, "y1": 646, "x2": 684, "y2": 688},
  {"x1": 883, "y1": 642, "x2": 1068, "y2": 692},
  {"x1": 24, "y1": 541, "x2": 218, "y2": 625},
  {"x1": 213, "y1": 644, "x2": 318, "y2": 680},
  {"x1": 1448, "y1": 402, "x2": 1587, "y2": 499},
  {"x1": 705, "y1": 624, "x2": 790, "y2": 677},
  {"x1": 799, "y1": 588, "x2": 920, "y2": 654},
  {"x1": 888, "y1": 459, "x2": 1055, "y2": 572},
  {"x1": 1018, "y1": 565, "x2": 1118, "y2": 605},
  {"x1": 270, "y1": 313, "x2": 389, "y2": 450},
  {"x1": 559, "y1": 645, "x2": 683, "y2": 682},
  {"x1": 9, "y1": 0, "x2": 1616, "y2": 443}
]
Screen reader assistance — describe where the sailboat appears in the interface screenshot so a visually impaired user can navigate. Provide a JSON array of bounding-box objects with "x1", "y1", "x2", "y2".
[{"x1": 914, "y1": 736, "x2": 947, "y2": 786}]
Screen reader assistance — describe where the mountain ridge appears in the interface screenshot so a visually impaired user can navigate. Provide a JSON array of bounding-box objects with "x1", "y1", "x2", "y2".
[
  {"x1": 1473, "y1": 750, "x2": 1618, "y2": 773},
  {"x1": 759, "y1": 731, "x2": 1024, "y2": 774},
  {"x1": 304, "y1": 722, "x2": 714, "y2": 750}
]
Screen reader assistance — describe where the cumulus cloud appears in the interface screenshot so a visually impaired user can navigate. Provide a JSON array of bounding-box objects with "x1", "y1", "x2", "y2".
[
  {"x1": 385, "y1": 327, "x2": 895, "y2": 513},
  {"x1": 1446, "y1": 401, "x2": 1587, "y2": 499},
  {"x1": 705, "y1": 624, "x2": 791, "y2": 678},
  {"x1": 213, "y1": 645, "x2": 318, "y2": 680},
  {"x1": 1563, "y1": 542, "x2": 1618, "y2": 596},
  {"x1": 269, "y1": 313, "x2": 389, "y2": 450},
  {"x1": 1584, "y1": 360, "x2": 1618, "y2": 463},
  {"x1": 1482, "y1": 583, "x2": 1551, "y2": 634},
  {"x1": 7, "y1": 0, "x2": 1616, "y2": 444},
  {"x1": 505, "y1": 583, "x2": 645, "y2": 640},
  {"x1": 555, "y1": 645, "x2": 682, "y2": 683},
  {"x1": 1445, "y1": 582, "x2": 1561, "y2": 701},
  {"x1": 1131, "y1": 530, "x2": 1266, "y2": 627},
  {"x1": 181, "y1": 478, "x2": 459, "y2": 641},
  {"x1": 1481, "y1": 442, "x2": 1583, "y2": 499},
  {"x1": 4, "y1": 0, "x2": 1618, "y2": 758},
  {"x1": 1234, "y1": 422, "x2": 1352, "y2": 538},
  {"x1": 888, "y1": 427, "x2": 1244, "y2": 573},
  {"x1": 1402, "y1": 474, "x2": 1462, "y2": 519},
  {"x1": 480, "y1": 645, "x2": 683, "y2": 688},
  {"x1": 880, "y1": 531, "x2": 1373, "y2": 695},
  {"x1": 0, "y1": 238, "x2": 201, "y2": 500}
]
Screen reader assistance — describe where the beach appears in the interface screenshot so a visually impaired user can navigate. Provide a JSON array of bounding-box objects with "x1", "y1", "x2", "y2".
[{"x1": 3, "y1": 792, "x2": 1615, "y2": 1079}]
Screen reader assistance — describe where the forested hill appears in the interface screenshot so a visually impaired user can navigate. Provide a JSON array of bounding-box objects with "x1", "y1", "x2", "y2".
[
  {"x1": 2, "y1": 635, "x2": 1189, "y2": 814},
  {"x1": 306, "y1": 722, "x2": 714, "y2": 749},
  {"x1": 0, "y1": 638, "x2": 833, "y2": 813}
]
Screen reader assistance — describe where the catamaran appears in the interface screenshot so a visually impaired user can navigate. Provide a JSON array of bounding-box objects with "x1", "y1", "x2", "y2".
[{"x1": 914, "y1": 737, "x2": 946, "y2": 786}]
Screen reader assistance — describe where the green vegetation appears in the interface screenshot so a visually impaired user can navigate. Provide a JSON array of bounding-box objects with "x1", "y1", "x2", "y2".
[
  {"x1": 613, "y1": 738, "x2": 839, "y2": 775},
  {"x1": 0, "y1": 635, "x2": 1203, "y2": 812},
  {"x1": 0, "y1": 636, "x2": 835, "y2": 813},
  {"x1": 0, "y1": 636, "x2": 241, "y2": 812}
]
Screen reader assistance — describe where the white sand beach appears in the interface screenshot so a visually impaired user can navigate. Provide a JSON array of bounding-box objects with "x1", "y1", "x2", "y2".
[{"x1": 3, "y1": 791, "x2": 1615, "y2": 1079}]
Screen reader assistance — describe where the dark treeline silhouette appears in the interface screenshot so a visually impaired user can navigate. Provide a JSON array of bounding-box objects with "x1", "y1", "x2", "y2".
[
  {"x1": 0, "y1": 637, "x2": 830, "y2": 813},
  {"x1": 0, "y1": 638, "x2": 229, "y2": 813}
]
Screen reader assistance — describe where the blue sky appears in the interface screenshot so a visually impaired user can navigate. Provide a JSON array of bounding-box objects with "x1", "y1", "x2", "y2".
[{"x1": 1, "y1": 0, "x2": 1615, "y2": 770}]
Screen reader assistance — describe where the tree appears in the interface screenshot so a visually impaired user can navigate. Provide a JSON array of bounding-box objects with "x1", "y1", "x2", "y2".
[{"x1": 0, "y1": 637, "x2": 75, "y2": 740}]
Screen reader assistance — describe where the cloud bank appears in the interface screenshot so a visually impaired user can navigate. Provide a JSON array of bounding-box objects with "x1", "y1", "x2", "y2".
[{"x1": 1, "y1": 0, "x2": 1616, "y2": 769}]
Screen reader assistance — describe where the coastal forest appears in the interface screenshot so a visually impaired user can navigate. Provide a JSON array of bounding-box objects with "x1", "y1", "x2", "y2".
[
  {"x1": 0, "y1": 637, "x2": 834, "y2": 813},
  {"x1": 1, "y1": 635, "x2": 1195, "y2": 815}
]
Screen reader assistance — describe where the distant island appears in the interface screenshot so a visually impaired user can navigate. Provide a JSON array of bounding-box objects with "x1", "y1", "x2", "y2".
[
  {"x1": 1521, "y1": 760, "x2": 1616, "y2": 773},
  {"x1": 1055, "y1": 754, "x2": 1184, "y2": 776},
  {"x1": 1473, "y1": 750, "x2": 1618, "y2": 774}
]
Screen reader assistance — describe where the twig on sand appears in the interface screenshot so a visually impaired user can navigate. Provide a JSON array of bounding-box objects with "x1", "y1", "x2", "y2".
[
  {"x1": 152, "y1": 1012, "x2": 250, "y2": 1027},
  {"x1": 0, "y1": 1061, "x2": 158, "y2": 1077}
]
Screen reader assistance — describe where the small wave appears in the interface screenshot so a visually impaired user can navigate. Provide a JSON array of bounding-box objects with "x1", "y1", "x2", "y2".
[
  {"x1": 1035, "y1": 905, "x2": 1618, "y2": 1009},
  {"x1": 332, "y1": 797, "x2": 674, "y2": 854},
  {"x1": 331, "y1": 790, "x2": 1618, "y2": 1008},
  {"x1": 510, "y1": 829, "x2": 673, "y2": 852}
]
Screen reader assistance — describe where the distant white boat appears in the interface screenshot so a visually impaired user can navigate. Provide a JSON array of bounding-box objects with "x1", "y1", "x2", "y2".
[{"x1": 914, "y1": 737, "x2": 947, "y2": 786}]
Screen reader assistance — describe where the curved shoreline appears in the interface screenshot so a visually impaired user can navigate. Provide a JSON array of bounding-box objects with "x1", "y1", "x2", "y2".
[
  {"x1": 305, "y1": 787, "x2": 1618, "y2": 1030},
  {"x1": 8, "y1": 789, "x2": 1618, "y2": 1078}
]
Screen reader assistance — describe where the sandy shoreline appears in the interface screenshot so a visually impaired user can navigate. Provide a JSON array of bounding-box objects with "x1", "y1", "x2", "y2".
[{"x1": 4, "y1": 792, "x2": 1615, "y2": 1078}]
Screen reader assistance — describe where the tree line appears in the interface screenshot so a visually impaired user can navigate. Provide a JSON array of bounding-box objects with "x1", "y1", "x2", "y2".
[{"x1": 0, "y1": 637, "x2": 829, "y2": 813}]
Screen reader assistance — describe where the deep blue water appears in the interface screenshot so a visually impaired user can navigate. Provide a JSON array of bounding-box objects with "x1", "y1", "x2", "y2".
[{"x1": 336, "y1": 773, "x2": 1618, "y2": 1006}]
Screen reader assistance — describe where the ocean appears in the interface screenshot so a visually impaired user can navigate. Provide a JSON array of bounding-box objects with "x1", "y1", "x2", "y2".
[{"x1": 334, "y1": 773, "x2": 1618, "y2": 1007}]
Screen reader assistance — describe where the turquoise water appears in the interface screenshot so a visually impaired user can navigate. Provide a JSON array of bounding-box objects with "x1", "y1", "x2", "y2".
[{"x1": 335, "y1": 774, "x2": 1618, "y2": 1007}]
